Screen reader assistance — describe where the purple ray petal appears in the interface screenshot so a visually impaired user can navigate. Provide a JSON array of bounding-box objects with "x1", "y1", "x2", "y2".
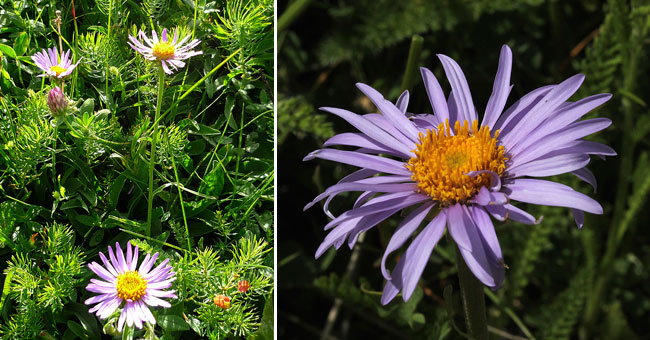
[
  {"x1": 509, "y1": 93, "x2": 612, "y2": 155},
  {"x1": 483, "y1": 45, "x2": 513, "y2": 130},
  {"x1": 420, "y1": 67, "x2": 450, "y2": 122},
  {"x1": 495, "y1": 85, "x2": 554, "y2": 135},
  {"x1": 571, "y1": 167, "x2": 597, "y2": 192},
  {"x1": 437, "y1": 54, "x2": 477, "y2": 123},
  {"x1": 356, "y1": 83, "x2": 420, "y2": 142},
  {"x1": 508, "y1": 153, "x2": 590, "y2": 178},
  {"x1": 381, "y1": 202, "x2": 436, "y2": 280},
  {"x1": 503, "y1": 178, "x2": 602, "y2": 214},
  {"x1": 396, "y1": 90, "x2": 409, "y2": 114},
  {"x1": 303, "y1": 149, "x2": 411, "y2": 176},
  {"x1": 320, "y1": 107, "x2": 414, "y2": 156},
  {"x1": 501, "y1": 74, "x2": 585, "y2": 149}
]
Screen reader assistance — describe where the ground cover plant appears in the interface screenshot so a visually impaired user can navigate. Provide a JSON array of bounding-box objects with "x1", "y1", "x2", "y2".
[
  {"x1": 279, "y1": 0, "x2": 650, "y2": 339},
  {"x1": 0, "y1": 0, "x2": 274, "y2": 339}
]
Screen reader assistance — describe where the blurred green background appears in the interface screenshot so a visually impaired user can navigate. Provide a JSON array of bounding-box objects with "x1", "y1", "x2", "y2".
[{"x1": 278, "y1": 0, "x2": 650, "y2": 339}]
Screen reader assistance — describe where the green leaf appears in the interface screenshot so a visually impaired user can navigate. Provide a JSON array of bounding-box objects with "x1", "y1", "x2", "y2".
[
  {"x1": 79, "y1": 98, "x2": 95, "y2": 116},
  {"x1": 67, "y1": 320, "x2": 89, "y2": 340},
  {"x1": 252, "y1": 295, "x2": 274, "y2": 340},
  {"x1": 199, "y1": 167, "x2": 225, "y2": 197},
  {"x1": 108, "y1": 174, "x2": 127, "y2": 210},
  {"x1": 158, "y1": 314, "x2": 190, "y2": 331},
  {"x1": 0, "y1": 44, "x2": 16, "y2": 59},
  {"x1": 89, "y1": 228, "x2": 104, "y2": 247},
  {"x1": 13, "y1": 32, "x2": 29, "y2": 56}
]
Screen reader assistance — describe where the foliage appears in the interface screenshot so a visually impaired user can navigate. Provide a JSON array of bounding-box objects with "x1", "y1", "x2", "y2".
[{"x1": 0, "y1": 0, "x2": 273, "y2": 338}]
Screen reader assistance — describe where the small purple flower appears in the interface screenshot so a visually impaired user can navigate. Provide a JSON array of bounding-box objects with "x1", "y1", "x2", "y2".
[
  {"x1": 127, "y1": 28, "x2": 202, "y2": 75},
  {"x1": 85, "y1": 242, "x2": 177, "y2": 331},
  {"x1": 31, "y1": 47, "x2": 80, "y2": 79},
  {"x1": 304, "y1": 45, "x2": 614, "y2": 304},
  {"x1": 47, "y1": 86, "x2": 67, "y2": 117}
]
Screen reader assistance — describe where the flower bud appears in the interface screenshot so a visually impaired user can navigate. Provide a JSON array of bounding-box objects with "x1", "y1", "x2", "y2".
[
  {"x1": 47, "y1": 86, "x2": 68, "y2": 117},
  {"x1": 238, "y1": 280, "x2": 250, "y2": 293},
  {"x1": 213, "y1": 294, "x2": 231, "y2": 309}
]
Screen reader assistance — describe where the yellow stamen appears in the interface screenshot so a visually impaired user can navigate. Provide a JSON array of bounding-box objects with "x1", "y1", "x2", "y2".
[
  {"x1": 50, "y1": 65, "x2": 67, "y2": 76},
  {"x1": 116, "y1": 270, "x2": 147, "y2": 301},
  {"x1": 407, "y1": 119, "x2": 506, "y2": 205},
  {"x1": 152, "y1": 41, "x2": 175, "y2": 60}
]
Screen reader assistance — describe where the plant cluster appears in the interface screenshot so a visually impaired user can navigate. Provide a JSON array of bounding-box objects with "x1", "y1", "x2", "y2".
[
  {"x1": 0, "y1": 0, "x2": 273, "y2": 338},
  {"x1": 278, "y1": 0, "x2": 650, "y2": 339}
]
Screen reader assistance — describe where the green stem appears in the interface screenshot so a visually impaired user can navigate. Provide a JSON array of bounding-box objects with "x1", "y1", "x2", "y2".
[
  {"x1": 455, "y1": 245, "x2": 488, "y2": 340},
  {"x1": 146, "y1": 65, "x2": 165, "y2": 236},
  {"x1": 400, "y1": 35, "x2": 423, "y2": 93},
  {"x1": 105, "y1": 0, "x2": 113, "y2": 101},
  {"x1": 169, "y1": 136, "x2": 191, "y2": 251},
  {"x1": 277, "y1": 0, "x2": 312, "y2": 32}
]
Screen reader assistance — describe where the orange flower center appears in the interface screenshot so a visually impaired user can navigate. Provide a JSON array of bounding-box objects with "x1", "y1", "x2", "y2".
[
  {"x1": 152, "y1": 41, "x2": 175, "y2": 60},
  {"x1": 116, "y1": 270, "x2": 147, "y2": 301},
  {"x1": 407, "y1": 119, "x2": 506, "y2": 204}
]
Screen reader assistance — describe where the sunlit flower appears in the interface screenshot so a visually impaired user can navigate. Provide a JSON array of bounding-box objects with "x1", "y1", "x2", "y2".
[
  {"x1": 47, "y1": 86, "x2": 68, "y2": 117},
  {"x1": 304, "y1": 45, "x2": 614, "y2": 304},
  {"x1": 214, "y1": 294, "x2": 231, "y2": 309},
  {"x1": 85, "y1": 242, "x2": 177, "y2": 331},
  {"x1": 127, "y1": 28, "x2": 202, "y2": 74},
  {"x1": 31, "y1": 47, "x2": 80, "y2": 79}
]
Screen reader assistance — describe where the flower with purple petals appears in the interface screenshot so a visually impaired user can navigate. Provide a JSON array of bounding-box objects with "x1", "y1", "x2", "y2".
[
  {"x1": 304, "y1": 45, "x2": 614, "y2": 304},
  {"x1": 127, "y1": 28, "x2": 202, "y2": 74},
  {"x1": 31, "y1": 47, "x2": 80, "y2": 79},
  {"x1": 85, "y1": 242, "x2": 177, "y2": 331}
]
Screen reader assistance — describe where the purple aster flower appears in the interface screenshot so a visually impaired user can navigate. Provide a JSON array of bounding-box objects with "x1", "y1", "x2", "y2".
[
  {"x1": 304, "y1": 45, "x2": 614, "y2": 305},
  {"x1": 85, "y1": 242, "x2": 177, "y2": 331},
  {"x1": 31, "y1": 47, "x2": 80, "y2": 79},
  {"x1": 127, "y1": 28, "x2": 202, "y2": 75}
]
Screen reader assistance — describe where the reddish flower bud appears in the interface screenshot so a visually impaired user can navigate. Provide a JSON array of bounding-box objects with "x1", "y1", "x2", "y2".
[
  {"x1": 238, "y1": 280, "x2": 250, "y2": 293},
  {"x1": 213, "y1": 294, "x2": 231, "y2": 309},
  {"x1": 47, "y1": 86, "x2": 67, "y2": 117}
]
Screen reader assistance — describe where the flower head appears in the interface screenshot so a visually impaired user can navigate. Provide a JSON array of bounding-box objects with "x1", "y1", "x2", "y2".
[
  {"x1": 214, "y1": 294, "x2": 231, "y2": 309},
  {"x1": 47, "y1": 86, "x2": 68, "y2": 117},
  {"x1": 128, "y1": 28, "x2": 202, "y2": 74},
  {"x1": 85, "y1": 242, "x2": 177, "y2": 331},
  {"x1": 31, "y1": 48, "x2": 80, "y2": 79},
  {"x1": 238, "y1": 280, "x2": 250, "y2": 293},
  {"x1": 304, "y1": 45, "x2": 614, "y2": 305}
]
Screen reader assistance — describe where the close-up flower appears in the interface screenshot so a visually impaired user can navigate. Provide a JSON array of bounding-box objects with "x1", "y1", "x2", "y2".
[
  {"x1": 85, "y1": 242, "x2": 177, "y2": 331},
  {"x1": 214, "y1": 294, "x2": 231, "y2": 309},
  {"x1": 304, "y1": 44, "x2": 614, "y2": 305},
  {"x1": 238, "y1": 280, "x2": 250, "y2": 293},
  {"x1": 127, "y1": 28, "x2": 202, "y2": 74},
  {"x1": 31, "y1": 47, "x2": 80, "y2": 79}
]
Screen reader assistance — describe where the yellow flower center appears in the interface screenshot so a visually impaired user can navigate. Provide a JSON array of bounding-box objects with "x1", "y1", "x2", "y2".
[
  {"x1": 152, "y1": 41, "x2": 175, "y2": 60},
  {"x1": 407, "y1": 119, "x2": 506, "y2": 205},
  {"x1": 116, "y1": 270, "x2": 147, "y2": 301},
  {"x1": 50, "y1": 65, "x2": 67, "y2": 76}
]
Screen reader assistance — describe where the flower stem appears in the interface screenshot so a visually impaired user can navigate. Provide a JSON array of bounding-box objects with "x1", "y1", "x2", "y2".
[
  {"x1": 455, "y1": 244, "x2": 488, "y2": 340},
  {"x1": 146, "y1": 65, "x2": 165, "y2": 236}
]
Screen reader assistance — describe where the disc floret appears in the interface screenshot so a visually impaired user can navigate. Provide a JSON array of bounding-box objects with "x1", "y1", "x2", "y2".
[{"x1": 407, "y1": 119, "x2": 506, "y2": 204}]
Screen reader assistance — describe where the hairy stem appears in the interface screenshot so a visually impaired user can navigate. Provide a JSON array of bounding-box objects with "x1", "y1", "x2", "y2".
[
  {"x1": 455, "y1": 245, "x2": 488, "y2": 340},
  {"x1": 146, "y1": 65, "x2": 165, "y2": 236}
]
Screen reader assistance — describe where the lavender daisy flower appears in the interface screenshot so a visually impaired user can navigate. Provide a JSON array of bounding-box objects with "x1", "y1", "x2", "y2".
[
  {"x1": 127, "y1": 28, "x2": 202, "y2": 74},
  {"x1": 304, "y1": 45, "x2": 614, "y2": 305},
  {"x1": 31, "y1": 47, "x2": 80, "y2": 79},
  {"x1": 85, "y1": 242, "x2": 177, "y2": 331}
]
